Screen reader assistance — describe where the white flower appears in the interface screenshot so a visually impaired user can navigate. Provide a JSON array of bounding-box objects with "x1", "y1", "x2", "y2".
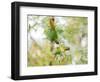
[
  {"x1": 28, "y1": 16, "x2": 36, "y2": 26},
  {"x1": 27, "y1": 33, "x2": 33, "y2": 51},
  {"x1": 55, "y1": 17, "x2": 67, "y2": 26},
  {"x1": 37, "y1": 16, "x2": 46, "y2": 24},
  {"x1": 81, "y1": 37, "x2": 87, "y2": 47},
  {"x1": 30, "y1": 27, "x2": 46, "y2": 46}
]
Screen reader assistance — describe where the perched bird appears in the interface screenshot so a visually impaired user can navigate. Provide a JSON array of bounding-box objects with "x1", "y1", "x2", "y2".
[
  {"x1": 49, "y1": 17, "x2": 58, "y2": 43},
  {"x1": 45, "y1": 16, "x2": 58, "y2": 43}
]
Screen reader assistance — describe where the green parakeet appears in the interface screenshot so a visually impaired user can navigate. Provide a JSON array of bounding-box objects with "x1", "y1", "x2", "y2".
[{"x1": 45, "y1": 17, "x2": 58, "y2": 43}]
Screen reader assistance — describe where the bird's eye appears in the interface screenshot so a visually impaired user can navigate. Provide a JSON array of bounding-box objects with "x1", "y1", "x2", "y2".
[{"x1": 52, "y1": 18, "x2": 54, "y2": 21}]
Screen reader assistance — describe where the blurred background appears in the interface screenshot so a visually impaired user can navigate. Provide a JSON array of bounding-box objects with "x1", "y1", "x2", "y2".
[{"x1": 27, "y1": 15, "x2": 88, "y2": 66}]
